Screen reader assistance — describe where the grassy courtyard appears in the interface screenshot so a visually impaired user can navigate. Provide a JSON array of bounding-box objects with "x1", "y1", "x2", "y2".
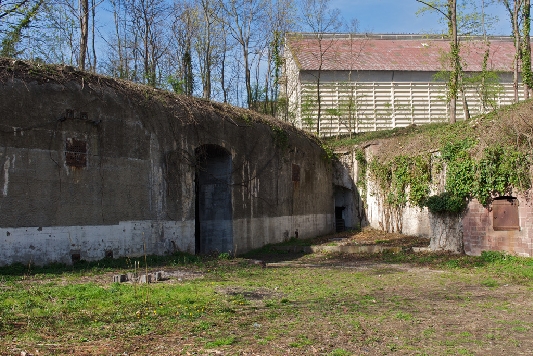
[{"x1": 1, "y1": 231, "x2": 533, "y2": 355}]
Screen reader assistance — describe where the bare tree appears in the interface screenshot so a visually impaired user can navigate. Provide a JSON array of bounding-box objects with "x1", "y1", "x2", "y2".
[
  {"x1": 501, "y1": 0, "x2": 524, "y2": 102},
  {"x1": 417, "y1": 0, "x2": 460, "y2": 123},
  {"x1": 79, "y1": 0, "x2": 89, "y2": 70},
  {"x1": 107, "y1": 0, "x2": 129, "y2": 78},
  {"x1": 170, "y1": 0, "x2": 197, "y2": 95},
  {"x1": 521, "y1": 0, "x2": 532, "y2": 98},
  {"x1": 128, "y1": 0, "x2": 169, "y2": 86},
  {"x1": 261, "y1": 0, "x2": 296, "y2": 116},
  {"x1": 499, "y1": 0, "x2": 533, "y2": 100},
  {"x1": 195, "y1": 0, "x2": 222, "y2": 100},
  {"x1": 301, "y1": 0, "x2": 343, "y2": 135},
  {"x1": 221, "y1": 0, "x2": 267, "y2": 108}
]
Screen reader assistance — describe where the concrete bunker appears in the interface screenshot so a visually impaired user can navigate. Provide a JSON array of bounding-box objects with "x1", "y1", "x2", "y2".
[
  {"x1": 195, "y1": 144, "x2": 234, "y2": 255},
  {"x1": 0, "y1": 60, "x2": 336, "y2": 266}
]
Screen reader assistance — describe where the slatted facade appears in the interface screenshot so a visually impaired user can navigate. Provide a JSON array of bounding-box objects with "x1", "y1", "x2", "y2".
[{"x1": 283, "y1": 34, "x2": 522, "y2": 137}]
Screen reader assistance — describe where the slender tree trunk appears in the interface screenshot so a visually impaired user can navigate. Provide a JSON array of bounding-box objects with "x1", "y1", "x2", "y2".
[
  {"x1": 113, "y1": 0, "x2": 124, "y2": 77},
  {"x1": 522, "y1": 0, "x2": 532, "y2": 98},
  {"x1": 513, "y1": 1, "x2": 521, "y2": 102},
  {"x1": 221, "y1": 41, "x2": 227, "y2": 103},
  {"x1": 447, "y1": 0, "x2": 459, "y2": 123},
  {"x1": 91, "y1": 0, "x2": 96, "y2": 72},
  {"x1": 200, "y1": 0, "x2": 212, "y2": 100},
  {"x1": 461, "y1": 88, "x2": 470, "y2": 120},
  {"x1": 243, "y1": 45, "x2": 252, "y2": 108},
  {"x1": 79, "y1": 0, "x2": 89, "y2": 70}
]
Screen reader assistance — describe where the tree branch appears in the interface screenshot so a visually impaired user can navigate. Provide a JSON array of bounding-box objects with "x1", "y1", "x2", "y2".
[{"x1": 415, "y1": 0, "x2": 450, "y2": 20}]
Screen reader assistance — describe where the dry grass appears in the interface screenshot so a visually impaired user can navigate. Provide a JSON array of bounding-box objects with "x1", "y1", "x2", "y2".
[{"x1": 328, "y1": 99, "x2": 533, "y2": 163}]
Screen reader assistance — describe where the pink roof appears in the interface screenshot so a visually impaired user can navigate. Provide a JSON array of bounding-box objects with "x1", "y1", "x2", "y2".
[{"x1": 286, "y1": 34, "x2": 517, "y2": 72}]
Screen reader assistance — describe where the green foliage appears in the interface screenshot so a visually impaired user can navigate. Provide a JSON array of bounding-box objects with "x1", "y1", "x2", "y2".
[
  {"x1": 480, "y1": 250, "x2": 512, "y2": 263},
  {"x1": 1, "y1": 0, "x2": 43, "y2": 57},
  {"x1": 301, "y1": 95, "x2": 316, "y2": 131},
  {"x1": 167, "y1": 75, "x2": 187, "y2": 94},
  {"x1": 368, "y1": 154, "x2": 431, "y2": 211},
  {"x1": 320, "y1": 142, "x2": 336, "y2": 162},
  {"x1": 424, "y1": 192, "x2": 467, "y2": 214},
  {"x1": 441, "y1": 139, "x2": 477, "y2": 203},
  {"x1": 363, "y1": 133, "x2": 531, "y2": 215},
  {"x1": 354, "y1": 148, "x2": 367, "y2": 195},
  {"x1": 328, "y1": 349, "x2": 351, "y2": 356},
  {"x1": 269, "y1": 125, "x2": 289, "y2": 150},
  {"x1": 474, "y1": 146, "x2": 530, "y2": 205},
  {"x1": 409, "y1": 155, "x2": 431, "y2": 206},
  {"x1": 521, "y1": 5, "x2": 533, "y2": 90},
  {"x1": 205, "y1": 337, "x2": 235, "y2": 347},
  {"x1": 462, "y1": 45, "x2": 503, "y2": 111}
]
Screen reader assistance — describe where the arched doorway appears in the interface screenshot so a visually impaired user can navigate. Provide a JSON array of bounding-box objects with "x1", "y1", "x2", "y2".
[
  {"x1": 195, "y1": 145, "x2": 233, "y2": 255},
  {"x1": 334, "y1": 185, "x2": 353, "y2": 232}
]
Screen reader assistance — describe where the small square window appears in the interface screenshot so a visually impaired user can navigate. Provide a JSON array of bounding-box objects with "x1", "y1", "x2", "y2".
[
  {"x1": 65, "y1": 138, "x2": 87, "y2": 167},
  {"x1": 493, "y1": 197, "x2": 519, "y2": 231}
]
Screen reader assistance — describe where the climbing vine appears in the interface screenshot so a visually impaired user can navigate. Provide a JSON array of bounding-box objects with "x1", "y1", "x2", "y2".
[
  {"x1": 359, "y1": 138, "x2": 531, "y2": 217},
  {"x1": 270, "y1": 124, "x2": 289, "y2": 150},
  {"x1": 354, "y1": 148, "x2": 367, "y2": 196}
]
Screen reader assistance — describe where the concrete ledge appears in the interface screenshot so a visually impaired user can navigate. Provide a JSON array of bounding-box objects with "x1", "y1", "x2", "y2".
[
  {"x1": 274, "y1": 245, "x2": 404, "y2": 254},
  {"x1": 412, "y1": 247, "x2": 432, "y2": 253}
]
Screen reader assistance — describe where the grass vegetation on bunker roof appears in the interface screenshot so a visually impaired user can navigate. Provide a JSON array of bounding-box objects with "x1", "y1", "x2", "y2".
[{"x1": 326, "y1": 100, "x2": 533, "y2": 162}]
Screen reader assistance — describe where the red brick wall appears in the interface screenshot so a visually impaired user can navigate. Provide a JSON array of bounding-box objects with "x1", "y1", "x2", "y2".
[{"x1": 462, "y1": 196, "x2": 533, "y2": 256}]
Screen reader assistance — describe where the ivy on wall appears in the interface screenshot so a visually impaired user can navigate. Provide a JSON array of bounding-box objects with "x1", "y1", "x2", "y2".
[{"x1": 358, "y1": 139, "x2": 531, "y2": 215}]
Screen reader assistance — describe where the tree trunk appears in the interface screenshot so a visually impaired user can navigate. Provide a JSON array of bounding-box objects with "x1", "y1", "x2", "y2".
[
  {"x1": 461, "y1": 89, "x2": 470, "y2": 120},
  {"x1": 522, "y1": 0, "x2": 532, "y2": 98},
  {"x1": 513, "y1": 0, "x2": 521, "y2": 102},
  {"x1": 221, "y1": 38, "x2": 227, "y2": 103},
  {"x1": 91, "y1": 0, "x2": 96, "y2": 72},
  {"x1": 79, "y1": 0, "x2": 89, "y2": 71},
  {"x1": 243, "y1": 45, "x2": 252, "y2": 108},
  {"x1": 448, "y1": 0, "x2": 458, "y2": 124}
]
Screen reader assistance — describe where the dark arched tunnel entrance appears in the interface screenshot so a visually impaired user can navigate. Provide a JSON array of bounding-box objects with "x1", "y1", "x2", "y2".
[{"x1": 195, "y1": 145, "x2": 234, "y2": 255}]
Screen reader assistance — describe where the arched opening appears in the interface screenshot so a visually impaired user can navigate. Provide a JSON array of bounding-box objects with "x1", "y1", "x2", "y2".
[
  {"x1": 195, "y1": 145, "x2": 233, "y2": 255},
  {"x1": 334, "y1": 186, "x2": 353, "y2": 232}
]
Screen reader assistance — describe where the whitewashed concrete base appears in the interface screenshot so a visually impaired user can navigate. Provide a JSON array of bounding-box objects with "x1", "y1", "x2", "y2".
[
  {"x1": 0, "y1": 213, "x2": 335, "y2": 266},
  {"x1": 0, "y1": 220, "x2": 195, "y2": 266}
]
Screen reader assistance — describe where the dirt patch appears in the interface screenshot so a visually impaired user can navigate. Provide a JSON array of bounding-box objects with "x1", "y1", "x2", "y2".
[
  {"x1": 216, "y1": 286, "x2": 282, "y2": 301},
  {"x1": 313, "y1": 228, "x2": 430, "y2": 248}
]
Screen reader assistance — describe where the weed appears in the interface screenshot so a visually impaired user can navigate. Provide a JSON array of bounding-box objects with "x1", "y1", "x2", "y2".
[
  {"x1": 395, "y1": 311, "x2": 413, "y2": 321},
  {"x1": 423, "y1": 328, "x2": 435, "y2": 337},
  {"x1": 205, "y1": 336, "x2": 235, "y2": 347},
  {"x1": 328, "y1": 348, "x2": 351, "y2": 356},
  {"x1": 481, "y1": 278, "x2": 499, "y2": 287},
  {"x1": 289, "y1": 335, "x2": 313, "y2": 347},
  {"x1": 485, "y1": 333, "x2": 496, "y2": 340},
  {"x1": 457, "y1": 348, "x2": 474, "y2": 356}
]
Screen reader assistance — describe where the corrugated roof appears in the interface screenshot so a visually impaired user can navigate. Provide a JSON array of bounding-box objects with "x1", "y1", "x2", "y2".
[{"x1": 286, "y1": 34, "x2": 517, "y2": 72}]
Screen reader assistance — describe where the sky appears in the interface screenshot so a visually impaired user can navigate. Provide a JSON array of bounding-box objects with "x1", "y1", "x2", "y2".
[{"x1": 330, "y1": 0, "x2": 513, "y2": 36}]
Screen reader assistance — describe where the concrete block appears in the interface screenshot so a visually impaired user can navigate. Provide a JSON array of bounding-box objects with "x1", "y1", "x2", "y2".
[
  {"x1": 139, "y1": 274, "x2": 152, "y2": 284},
  {"x1": 113, "y1": 274, "x2": 127, "y2": 283},
  {"x1": 127, "y1": 272, "x2": 138, "y2": 282}
]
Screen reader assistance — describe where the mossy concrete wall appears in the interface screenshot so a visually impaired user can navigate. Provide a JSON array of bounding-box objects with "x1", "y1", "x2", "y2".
[{"x1": 0, "y1": 61, "x2": 334, "y2": 266}]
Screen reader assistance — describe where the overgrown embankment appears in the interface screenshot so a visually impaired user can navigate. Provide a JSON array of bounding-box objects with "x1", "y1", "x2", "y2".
[{"x1": 327, "y1": 101, "x2": 533, "y2": 214}]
